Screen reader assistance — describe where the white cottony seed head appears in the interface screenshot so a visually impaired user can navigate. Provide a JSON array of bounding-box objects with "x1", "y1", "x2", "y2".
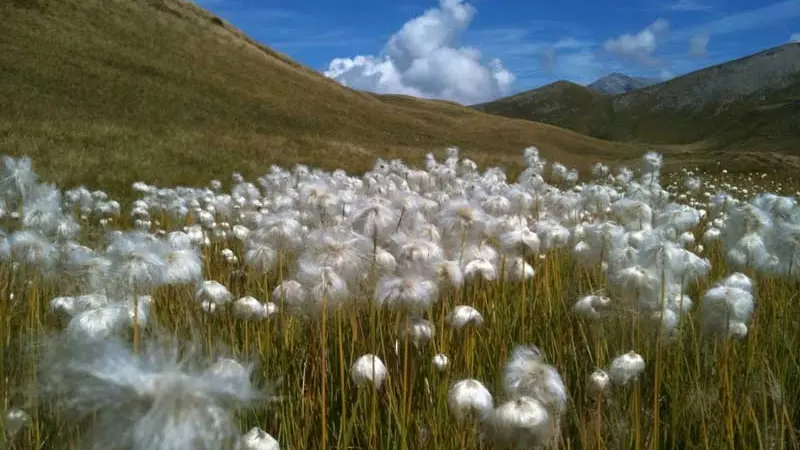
[
  {"x1": 240, "y1": 427, "x2": 280, "y2": 450},
  {"x1": 485, "y1": 396, "x2": 555, "y2": 449},
  {"x1": 206, "y1": 357, "x2": 250, "y2": 381},
  {"x1": 233, "y1": 296, "x2": 268, "y2": 321},
  {"x1": 195, "y1": 280, "x2": 232, "y2": 306},
  {"x1": 4, "y1": 408, "x2": 31, "y2": 439},
  {"x1": 350, "y1": 354, "x2": 387, "y2": 390},
  {"x1": 608, "y1": 351, "x2": 646, "y2": 386},
  {"x1": 446, "y1": 305, "x2": 484, "y2": 329},
  {"x1": 447, "y1": 378, "x2": 493, "y2": 422},
  {"x1": 432, "y1": 353, "x2": 450, "y2": 372},
  {"x1": 587, "y1": 369, "x2": 611, "y2": 398}
]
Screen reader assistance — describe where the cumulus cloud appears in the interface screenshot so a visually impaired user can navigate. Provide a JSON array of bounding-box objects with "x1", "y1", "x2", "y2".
[
  {"x1": 791, "y1": 32, "x2": 800, "y2": 42},
  {"x1": 602, "y1": 19, "x2": 669, "y2": 65},
  {"x1": 688, "y1": 32, "x2": 710, "y2": 57},
  {"x1": 323, "y1": 0, "x2": 514, "y2": 105}
]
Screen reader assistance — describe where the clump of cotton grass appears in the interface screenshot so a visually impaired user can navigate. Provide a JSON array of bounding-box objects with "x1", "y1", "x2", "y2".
[
  {"x1": 447, "y1": 379, "x2": 493, "y2": 422},
  {"x1": 506, "y1": 256, "x2": 535, "y2": 281},
  {"x1": 375, "y1": 274, "x2": 438, "y2": 313},
  {"x1": 586, "y1": 369, "x2": 611, "y2": 399},
  {"x1": 446, "y1": 305, "x2": 484, "y2": 329},
  {"x1": 482, "y1": 396, "x2": 558, "y2": 449},
  {"x1": 0, "y1": 155, "x2": 38, "y2": 212},
  {"x1": 240, "y1": 427, "x2": 280, "y2": 450},
  {"x1": 608, "y1": 351, "x2": 646, "y2": 387},
  {"x1": 271, "y1": 280, "x2": 307, "y2": 313},
  {"x1": 432, "y1": 353, "x2": 450, "y2": 372},
  {"x1": 220, "y1": 248, "x2": 238, "y2": 265},
  {"x1": 195, "y1": 280, "x2": 232, "y2": 313},
  {"x1": 61, "y1": 244, "x2": 113, "y2": 292},
  {"x1": 65, "y1": 295, "x2": 153, "y2": 341},
  {"x1": 400, "y1": 317, "x2": 435, "y2": 349},
  {"x1": 295, "y1": 262, "x2": 350, "y2": 315},
  {"x1": 3, "y1": 408, "x2": 31, "y2": 440},
  {"x1": 699, "y1": 273, "x2": 755, "y2": 339},
  {"x1": 103, "y1": 230, "x2": 169, "y2": 295},
  {"x1": 233, "y1": 296, "x2": 276, "y2": 321},
  {"x1": 242, "y1": 232, "x2": 278, "y2": 274},
  {"x1": 35, "y1": 333, "x2": 268, "y2": 450},
  {"x1": 7, "y1": 229, "x2": 61, "y2": 278},
  {"x1": 502, "y1": 345, "x2": 568, "y2": 419},
  {"x1": 350, "y1": 354, "x2": 387, "y2": 390},
  {"x1": 472, "y1": 345, "x2": 567, "y2": 449},
  {"x1": 207, "y1": 357, "x2": 251, "y2": 380},
  {"x1": 572, "y1": 294, "x2": 613, "y2": 320},
  {"x1": 463, "y1": 258, "x2": 497, "y2": 282},
  {"x1": 298, "y1": 228, "x2": 373, "y2": 285},
  {"x1": 49, "y1": 293, "x2": 109, "y2": 326},
  {"x1": 162, "y1": 239, "x2": 203, "y2": 286}
]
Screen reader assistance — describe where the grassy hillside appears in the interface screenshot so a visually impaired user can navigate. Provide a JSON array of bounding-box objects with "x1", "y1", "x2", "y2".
[
  {"x1": 474, "y1": 44, "x2": 800, "y2": 156},
  {"x1": 473, "y1": 81, "x2": 616, "y2": 140},
  {"x1": 0, "y1": 0, "x2": 642, "y2": 200}
]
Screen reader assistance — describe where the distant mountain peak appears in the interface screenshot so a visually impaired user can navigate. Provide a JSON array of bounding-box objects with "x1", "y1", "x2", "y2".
[{"x1": 587, "y1": 73, "x2": 659, "y2": 95}]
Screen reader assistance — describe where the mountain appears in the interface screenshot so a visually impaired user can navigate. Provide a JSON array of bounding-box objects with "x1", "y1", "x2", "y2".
[
  {"x1": 587, "y1": 73, "x2": 660, "y2": 95},
  {"x1": 472, "y1": 81, "x2": 616, "y2": 141},
  {"x1": 0, "y1": 0, "x2": 641, "y2": 199},
  {"x1": 474, "y1": 43, "x2": 800, "y2": 158}
]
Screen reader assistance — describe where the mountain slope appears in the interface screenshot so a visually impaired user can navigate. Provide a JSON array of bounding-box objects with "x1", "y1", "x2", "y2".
[
  {"x1": 475, "y1": 43, "x2": 800, "y2": 154},
  {"x1": 0, "y1": 0, "x2": 641, "y2": 198},
  {"x1": 587, "y1": 73, "x2": 660, "y2": 95},
  {"x1": 474, "y1": 81, "x2": 617, "y2": 140}
]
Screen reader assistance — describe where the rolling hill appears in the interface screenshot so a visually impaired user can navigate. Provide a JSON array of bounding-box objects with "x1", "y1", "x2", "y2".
[
  {"x1": 474, "y1": 43, "x2": 800, "y2": 157},
  {"x1": 471, "y1": 81, "x2": 616, "y2": 141},
  {"x1": 587, "y1": 73, "x2": 660, "y2": 95},
  {"x1": 0, "y1": 0, "x2": 644, "y2": 199}
]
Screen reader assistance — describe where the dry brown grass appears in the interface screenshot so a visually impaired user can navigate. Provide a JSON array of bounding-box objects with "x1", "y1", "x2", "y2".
[{"x1": 0, "y1": 0, "x2": 649, "y2": 202}]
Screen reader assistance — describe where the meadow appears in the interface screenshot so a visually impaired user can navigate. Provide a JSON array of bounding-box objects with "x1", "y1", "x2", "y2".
[{"x1": 0, "y1": 148, "x2": 799, "y2": 450}]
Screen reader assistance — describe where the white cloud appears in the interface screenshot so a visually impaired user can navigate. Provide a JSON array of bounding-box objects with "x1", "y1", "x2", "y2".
[
  {"x1": 323, "y1": 0, "x2": 514, "y2": 105},
  {"x1": 668, "y1": 0, "x2": 714, "y2": 12},
  {"x1": 602, "y1": 19, "x2": 669, "y2": 65},
  {"x1": 551, "y1": 37, "x2": 593, "y2": 50},
  {"x1": 791, "y1": 32, "x2": 800, "y2": 42},
  {"x1": 667, "y1": 0, "x2": 800, "y2": 41},
  {"x1": 688, "y1": 32, "x2": 710, "y2": 57}
]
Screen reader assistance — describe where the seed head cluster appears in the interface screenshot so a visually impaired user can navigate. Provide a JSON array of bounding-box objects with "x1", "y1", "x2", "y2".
[{"x1": 0, "y1": 148, "x2": 797, "y2": 449}]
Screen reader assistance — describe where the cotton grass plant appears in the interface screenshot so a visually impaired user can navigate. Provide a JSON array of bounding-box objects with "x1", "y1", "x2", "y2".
[{"x1": 0, "y1": 151, "x2": 798, "y2": 449}]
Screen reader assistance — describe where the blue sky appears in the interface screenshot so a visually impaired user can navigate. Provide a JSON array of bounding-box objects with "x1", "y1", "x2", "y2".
[{"x1": 197, "y1": 0, "x2": 800, "y2": 104}]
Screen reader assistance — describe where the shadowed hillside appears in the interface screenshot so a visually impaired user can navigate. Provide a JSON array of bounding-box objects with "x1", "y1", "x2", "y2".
[
  {"x1": 0, "y1": 0, "x2": 642, "y2": 199},
  {"x1": 474, "y1": 43, "x2": 800, "y2": 156},
  {"x1": 472, "y1": 81, "x2": 616, "y2": 140}
]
